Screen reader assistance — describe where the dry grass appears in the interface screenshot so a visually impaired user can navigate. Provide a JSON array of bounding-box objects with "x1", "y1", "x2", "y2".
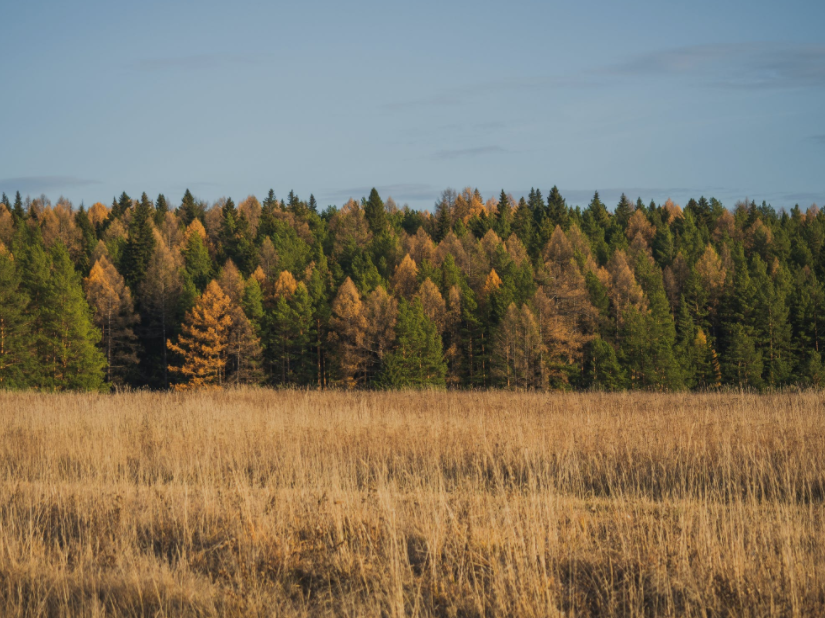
[{"x1": 0, "y1": 389, "x2": 823, "y2": 617}]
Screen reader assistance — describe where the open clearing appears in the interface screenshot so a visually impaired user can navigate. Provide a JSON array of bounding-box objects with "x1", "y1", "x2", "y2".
[{"x1": 0, "y1": 390, "x2": 823, "y2": 616}]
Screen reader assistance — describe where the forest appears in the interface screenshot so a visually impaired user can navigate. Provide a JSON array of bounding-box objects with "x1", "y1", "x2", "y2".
[{"x1": 0, "y1": 185, "x2": 822, "y2": 391}]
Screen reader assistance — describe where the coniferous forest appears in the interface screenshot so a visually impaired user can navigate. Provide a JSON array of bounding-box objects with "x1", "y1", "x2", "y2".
[{"x1": 0, "y1": 185, "x2": 822, "y2": 391}]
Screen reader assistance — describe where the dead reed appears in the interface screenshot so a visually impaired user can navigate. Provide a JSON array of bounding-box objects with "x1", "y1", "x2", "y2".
[{"x1": 0, "y1": 389, "x2": 822, "y2": 616}]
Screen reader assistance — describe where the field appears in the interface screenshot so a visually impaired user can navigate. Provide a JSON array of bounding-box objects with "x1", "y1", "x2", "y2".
[{"x1": 0, "y1": 390, "x2": 823, "y2": 617}]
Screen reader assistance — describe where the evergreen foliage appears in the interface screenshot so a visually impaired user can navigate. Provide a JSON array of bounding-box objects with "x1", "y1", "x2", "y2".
[{"x1": 0, "y1": 184, "x2": 823, "y2": 390}]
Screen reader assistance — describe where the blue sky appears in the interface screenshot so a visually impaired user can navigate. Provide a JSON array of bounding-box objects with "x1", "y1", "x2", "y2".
[{"x1": 1, "y1": 0, "x2": 823, "y2": 212}]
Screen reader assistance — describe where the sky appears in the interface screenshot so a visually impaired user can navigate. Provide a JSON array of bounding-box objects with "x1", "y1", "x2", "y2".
[{"x1": 1, "y1": 0, "x2": 824, "y2": 212}]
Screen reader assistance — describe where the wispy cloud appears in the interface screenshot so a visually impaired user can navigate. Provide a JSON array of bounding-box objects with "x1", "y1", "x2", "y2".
[
  {"x1": 382, "y1": 43, "x2": 825, "y2": 112},
  {"x1": 0, "y1": 176, "x2": 100, "y2": 195},
  {"x1": 604, "y1": 43, "x2": 825, "y2": 90},
  {"x1": 130, "y1": 53, "x2": 267, "y2": 72},
  {"x1": 433, "y1": 145, "x2": 507, "y2": 160},
  {"x1": 810, "y1": 135, "x2": 825, "y2": 145}
]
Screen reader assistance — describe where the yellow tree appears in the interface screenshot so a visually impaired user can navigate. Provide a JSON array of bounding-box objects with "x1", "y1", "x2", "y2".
[
  {"x1": 329, "y1": 277, "x2": 368, "y2": 387},
  {"x1": 83, "y1": 256, "x2": 139, "y2": 385},
  {"x1": 218, "y1": 260, "x2": 263, "y2": 384},
  {"x1": 415, "y1": 278, "x2": 446, "y2": 333},
  {"x1": 392, "y1": 254, "x2": 419, "y2": 300},
  {"x1": 363, "y1": 285, "x2": 398, "y2": 381},
  {"x1": 167, "y1": 280, "x2": 232, "y2": 390}
]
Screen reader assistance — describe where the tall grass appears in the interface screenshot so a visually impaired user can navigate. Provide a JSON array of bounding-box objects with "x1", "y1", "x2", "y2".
[{"x1": 0, "y1": 389, "x2": 823, "y2": 616}]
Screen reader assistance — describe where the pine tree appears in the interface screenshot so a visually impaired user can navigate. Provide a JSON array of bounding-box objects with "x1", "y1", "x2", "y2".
[
  {"x1": 723, "y1": 323, "x2": 763, "y2": 389},
  {"x1": 179, "y1": 189, "x2": 200, "y2": 227},
  {"x1": 16, "y1": 230, "x2": 106, "y2": 391},
  {"x1": 495, "y1": 190, "x2": 512, "y2": 239},
  {"x1": 364, "y1": 188, "x2": 387, "y2": 235},
  {"x1": 581, "y1": 336, "x2": 625, "y2": 390},
  {"x1": 749, "y1": 256, "x2": 793, "y2": 386},
  {"x1": 139, "y1": 237, "x2": 184, "y2": 389},
  {"x1": 0, "y1": 248, "x2": 31, "y2": 388},
  {"x1": 379, "y1": 298, "x2": 446, "y2": 388},
  {"x1": 306, "y1": 247, "x2": 333, "y2": 387},
  {"x1": 546, "y1": 186, "x2": 569, "y2": 231},
  {"x1": 74, "y1": 205, "x2": 98, "y2": 274},
  {"x1": 154, "y1": 194, "x2": 169, "y2": 227},
  {"x1": 11, "y1": 192, "x2": 25, "y2": 225},
  {"x1": 631, "y1": 252, "x2": 683, "y2": 389},
  {"x1": 84, "y1": 256, "x2": 140, "y2": 385},
  {"x1": 512, "y1": 197, "x2": 536, "y2": 255},
  {"x1": 121, "y1": 192, "x2": 156, "y2": 289},
  {"x1": 614, "y1": 193, "x2": 633, "y2": 230},
  {"x1": 182, "y1": 222, "x2": 213, "y2": 291},
  {"x1": 434, "y1": 200, "x2": 453, "y2": 243},
  {"x1": 167, "y1": 280, "x2": 232, "y2": 390}
]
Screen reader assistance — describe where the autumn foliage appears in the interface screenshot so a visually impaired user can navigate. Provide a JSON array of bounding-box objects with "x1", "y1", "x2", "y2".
[{"x1": 0, "y1": 186, "x2": 823, "y2": 390}]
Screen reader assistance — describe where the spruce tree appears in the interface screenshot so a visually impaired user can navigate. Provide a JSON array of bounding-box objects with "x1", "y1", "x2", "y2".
[
  {"x1": 581, "y1": 336, "x2": 625, "y2": 390},
  {"x1": 749, "y1": 256, "x2": 793, "y2": 386},
  {"x1": 495, "y1": 190, "x2": 512, "y2": 239},
  {"x1": 182, "y1": 225, "x2": 213, "y2": 291},
  {"x1": 12, "y1": 191, "x2": 25, "y2": 224},
  {"x1": 112, "y1": 191, "x2": 132, "y2": 219},
  {"x1": 512, "y1": 197, "x2": 535, "y2": 254},
  {"x1": 379, "y1": 298, "x2": 446, "y2": 388},
  {"x1": 139, "y1": 238, "x2": 184, "y2": 389},
  {"x1": 121, "y1": 192, "x2": 156, "y2": 289},
  {"x1": 546, "y1": 186, "x2": 569, "y2": 231},
  {"x1": 364, "y1": 188, "x2": 386, "y2": 235},
  {"x1": 179, "y1": 189, "x2": 200, "y2": 227},
  {"x1": 17, "y1": 235, "x2": 107, "y2": 391},
  {"x1": 0, "y1": 248, "x2": 32, "y2": 388},
  {"x1": 723, "y1": 323, "x2": 763, "y2": 389},
  {"x1": 614, "y1": 193, "x2": 633, "y2": 230},
  {"x1": 434, "y1": 200, "x2": 452, "y2": 243},
  {"x1": 154, "y1": 193, "x2": 169, "y2": 227},
  {"x1": 74, "y1": 205, "x2": 98, "y2": 274}
]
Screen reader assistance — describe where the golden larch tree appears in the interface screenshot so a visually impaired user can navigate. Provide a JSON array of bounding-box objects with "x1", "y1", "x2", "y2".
[
  {"x1": 167, "y1": 280, "x2": 232, "y2": 390},
  {"x1": 329, "y1": 277, "x2": 368, "y2": 387},
  {"x1": 363, "y1": 285, "x2": 398, "y2": 380},
  {"x1": 415, "y1": 278, "x2": 446, "y2": 333},
  {"x1": 392, "y1": 254, "x2": 419, "y2": 300},
  {"x1": 273, "y1": 270, "x2": 298, "y2": 300},
  {"x1": 218, "y1": 261, "x2": 263, "y2": 385},
  {"x1": 83, "y1": 256, "x2": 139, "y2": 385}
]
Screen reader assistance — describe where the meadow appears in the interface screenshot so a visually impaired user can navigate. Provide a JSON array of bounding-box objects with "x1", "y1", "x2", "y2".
[{"x1": 0, "y1": 389, "x2": 823, "y2": 617}]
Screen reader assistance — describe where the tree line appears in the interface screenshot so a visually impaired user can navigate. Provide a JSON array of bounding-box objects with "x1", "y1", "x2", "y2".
[{"x1": 0, "y1": 185, "x2": 822, "y2": 391}]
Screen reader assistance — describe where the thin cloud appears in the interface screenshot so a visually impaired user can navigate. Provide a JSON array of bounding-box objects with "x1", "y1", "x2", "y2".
[
  {"x1": 382, "y1": 43, "x2": 825, "y2": 113},
  {"x1": 433, "y1": 145, "x2": 507, "y2": 160},
  {"x1": 603, "y1": 43, "x2": 825, "y2": 90},
  {"x1": 810, "y1": 135, "x2": 825, "y2": 145},
  {"x1": 0, "y1": 176, "x2": 100, "y2": 195}
]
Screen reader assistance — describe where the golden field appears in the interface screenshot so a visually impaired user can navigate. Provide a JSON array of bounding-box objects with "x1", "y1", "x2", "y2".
[{"x1": 0, "y1": 389, "x2": 823, "y2": 617}]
